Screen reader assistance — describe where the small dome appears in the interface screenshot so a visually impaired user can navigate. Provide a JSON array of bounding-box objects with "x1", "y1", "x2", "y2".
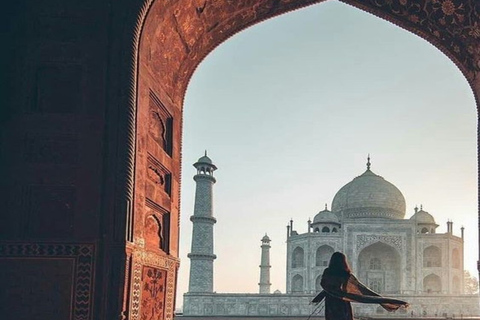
[
  {"x1": 193, "y1": 151, "x2": 217, "y2": 170},
  {"x1": 313, "y1": 209, "x2": 340, "y2": 224},
  {"x1": 261, "y1": 234, "x2": 271, "y2": 242},
  {"x1": 197, "y1": 155, "x2": 212, "y2": 164},
  {"x1": 331, "y1": 169, "x2": 406, "y2": 219},
  {"x1": 274, "y1": 289, "x2": 281, "y2": 294},
  {"x1": 410, "y1": 210, "x2": 436, "y2": 224}
]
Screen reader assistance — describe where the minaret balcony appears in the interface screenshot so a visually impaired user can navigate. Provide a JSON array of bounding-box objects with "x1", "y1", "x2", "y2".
[
  {"x1": 187, "y1": 253, "x2": 217, "y2": 260},
  {"x1": 190, "y1": 216, "x2": 217, "y2": 223}
]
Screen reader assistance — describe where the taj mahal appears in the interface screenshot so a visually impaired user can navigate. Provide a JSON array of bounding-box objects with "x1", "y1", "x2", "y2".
[{"x1": 182, "y1": 154, "x2": 479, "y2": 318}]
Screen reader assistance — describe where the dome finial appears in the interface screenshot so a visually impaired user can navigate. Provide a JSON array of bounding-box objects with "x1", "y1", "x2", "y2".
[
  {"x1": 325, "y1": 203, "x2": 328, "y2": 210},
  {"x1": 205, "y1": 150, "x2": 207, "y2": 156},
  {"x1": 420, "y1": 204, "x2": 423, "y2": 211},
  {"x1": 367, "y1": 154, "x2": 371, "y2": 170}
]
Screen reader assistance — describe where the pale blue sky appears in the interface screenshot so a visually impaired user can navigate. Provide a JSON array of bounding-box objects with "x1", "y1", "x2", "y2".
[{"x1": 177, "y1": 0, "x2": 477, "y2": 307}]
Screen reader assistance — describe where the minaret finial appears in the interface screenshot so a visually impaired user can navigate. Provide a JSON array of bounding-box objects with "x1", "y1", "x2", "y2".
[
  {"x1": 420, "y1": 204, "x2": 423, "y2": 211},
  {"x1": 205, "y1": 150, "x2": 207, "y2": 156},
  {"x1": 367, "y1": 154, "x2": 371, "y2": 170},
  {"x1": 325, "y1": 203, "x2": 328, "y2": 210}
]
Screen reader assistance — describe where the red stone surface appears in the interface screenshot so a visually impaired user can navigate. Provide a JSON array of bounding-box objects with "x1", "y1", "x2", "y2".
[{"x1": 0, "y1": 0, "x2": 479, "y2": 319}]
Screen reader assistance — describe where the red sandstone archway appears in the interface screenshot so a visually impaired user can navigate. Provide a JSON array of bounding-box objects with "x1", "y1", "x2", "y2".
[{"x1": 123, "y1": 1, "x2": 480, "y2": 319}]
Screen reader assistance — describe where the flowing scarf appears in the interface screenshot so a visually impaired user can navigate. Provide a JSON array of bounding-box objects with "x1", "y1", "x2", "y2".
[{"x1": 312, "y1": 272, "x2": 409, "y2": 312}]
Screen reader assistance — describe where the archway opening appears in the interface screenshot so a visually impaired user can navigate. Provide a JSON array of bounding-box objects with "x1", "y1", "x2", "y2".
[
  {"x1": 316, "y1": 245, "x2": 334, "y2": 267},
  {"x1": 358, "y1": 242, "x2": 401, "y2": 294},
  {"x1": 423, "y1": 246, "x2": 442, "y2": 267},
  {"x1": 292, "y1": 247, "x2": 305, "y2": 268},
  {"x1": 176, "y1": 2, "x2": 477, "y2": 304},
  {"x1": 423, "y1": 273, "x2": 442, "y2": 293},
  {"x1": 291, "y1": 274, "x2": 304, "y2": 293}
]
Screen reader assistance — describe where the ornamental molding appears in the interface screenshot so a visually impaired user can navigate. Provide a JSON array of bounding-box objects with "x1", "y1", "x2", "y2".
[
  {"x1": 355, "y1": 234, "x2": 404, "y2": 254},
  {"x1": 311, "y1": 240, "x2": 341, "y2": 251},
  {"x1": 133, "y1": 250, "x2": 180, "y2": 270}
]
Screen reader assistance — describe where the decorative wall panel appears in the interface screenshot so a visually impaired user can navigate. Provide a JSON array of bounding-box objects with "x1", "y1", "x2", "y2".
[
  {"x1": 0, "y1": 243, "x2": 95, "y2": 320},
  {"x1": 141, "y1": 266, "x2": 167, "y2": 320},
  {"x1": 130, "y1": 251, "x2": 179, "y2": 320},
  {"x1": 148, "y1": 91, "x2": 173, "y2": 156},
  {"x1": 145, "y1": 199, "x2": 171, "y2": 254},
  {"x1": 146, "y1": 154, "x2": 172, "y2": 199}
]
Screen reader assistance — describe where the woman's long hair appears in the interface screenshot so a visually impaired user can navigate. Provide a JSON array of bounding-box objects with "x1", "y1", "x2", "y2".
[{"x1": 328, "y1": 252, "x2": 352, "y2": 274}]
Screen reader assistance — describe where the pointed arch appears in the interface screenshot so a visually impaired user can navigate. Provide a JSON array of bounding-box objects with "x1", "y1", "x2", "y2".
[
  {"x1": 423, "y1": 274, "x2": 442, "y2": 293},
  {"x1": 424, "y1": 246, "x2": 442, "y2": 267},
  {"x1": 145, "y1": 214, "x2": 163, "y2": 251},
  {"x1": 292, "y1": 247, "x2": 305, "y2": 268},
  {"x1": 292, "y1": 274, "x2": 304, "y2": 293},
  {"x1": 358, "y1": 242, "x2": 401, "y2": 294},
  {"x1": 316, "y1": 245, "x2": 334, "y2": 267}
]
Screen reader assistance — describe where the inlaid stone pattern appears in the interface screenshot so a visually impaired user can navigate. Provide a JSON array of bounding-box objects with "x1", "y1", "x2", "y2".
[
  {"x1": 130, "y1": 251, "x2": 179, "y2": 320},
  {"x1": 140, "y1": 266, "x2": 167, "y2": 320},
  {"x1": 0, "y1": 243, "x2": 95, "y2": 320},
  {"x1": 193, "y1": 179, "x2": 214, "y2": 217},
  {"x1": 352, "y1": 0, "x2": 480, "y2": 79},
  {"x1": 190, "y1": 223, "x2": 214, "y2": 253},
  {"x1": 188, "y1": 259, "x2": 214, "y2": 293},
  {"x1": 355, "y1": 234, "x2": 403, "y2": 253}
]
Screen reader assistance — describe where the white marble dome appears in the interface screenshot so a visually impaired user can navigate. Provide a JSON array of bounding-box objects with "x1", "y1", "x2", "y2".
[
  {"x1": 410, "y1": 209, "x2": 436, "y2": 224},
  {"x1": 331, "y1": 169, "x2": 406, "y2": 219},
  {"x1": 313, "y1": 209, "x2": 339, "y2": 224}
]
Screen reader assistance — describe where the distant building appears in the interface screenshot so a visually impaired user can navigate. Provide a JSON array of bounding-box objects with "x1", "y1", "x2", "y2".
[{"x1": 183, "y1": 155, "x2": 479, "y2": 318}]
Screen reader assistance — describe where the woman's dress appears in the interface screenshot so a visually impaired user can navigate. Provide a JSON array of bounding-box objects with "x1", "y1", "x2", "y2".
[{"x1": 312, "y1": 268, "x2": 409, "y2": 320}]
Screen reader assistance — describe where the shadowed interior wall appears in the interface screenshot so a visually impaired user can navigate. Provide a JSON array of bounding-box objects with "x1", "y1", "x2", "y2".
[{"x1": 0, "y1": 0, "x2": 479, "y2": 319}]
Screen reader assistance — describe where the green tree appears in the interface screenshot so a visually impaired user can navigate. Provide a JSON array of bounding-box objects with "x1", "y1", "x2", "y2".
[{"x1": 464, "y1": 270, "x2": 479, "y2": 294}]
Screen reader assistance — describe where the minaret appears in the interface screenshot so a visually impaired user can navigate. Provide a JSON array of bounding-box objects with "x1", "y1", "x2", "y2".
[
  {"x1": 259, "y1": 234, "x2": 271, "y2": 294},
  {"x1": 188, "y1": 152, "x2": 218, "y2": 293}
]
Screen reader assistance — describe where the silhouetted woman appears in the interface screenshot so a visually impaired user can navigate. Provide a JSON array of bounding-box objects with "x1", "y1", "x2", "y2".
[{"x1": 312, "y1": 252, "x2": 408, "y2": 320}]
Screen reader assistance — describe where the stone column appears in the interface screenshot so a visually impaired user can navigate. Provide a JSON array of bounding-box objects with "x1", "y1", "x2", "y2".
[
  {"x1": 259, "y1": 234, "x2": 272, "y2": 294},
  {"x1": 188, "y1": 153, "x2": 217, "y2": 293}
]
